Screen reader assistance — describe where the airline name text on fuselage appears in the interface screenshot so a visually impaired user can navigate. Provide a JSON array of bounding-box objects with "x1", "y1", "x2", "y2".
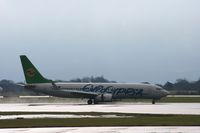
[{"x1": 81, "y1": 84, "x2": 143, "y2": 96}]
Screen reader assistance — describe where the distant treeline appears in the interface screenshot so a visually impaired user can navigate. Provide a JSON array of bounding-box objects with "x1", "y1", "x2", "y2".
[
  {"x1": 161, "y1": 79, "x2": 200, "y2": 95},
  {"x1": 55, "y1": 76, "x2": 117, "y2": 83},
  {"x1": 0, "y1": 76, "x2": 200, "y2": 96}
]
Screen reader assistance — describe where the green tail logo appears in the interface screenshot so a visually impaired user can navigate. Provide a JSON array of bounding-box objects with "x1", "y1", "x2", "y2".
[
  {"x1": 20, "y1": 55, "x2": 52, "y2": 84},
  {"x1": 26, "y1": 68, "x2": 36, "y2": 77}
]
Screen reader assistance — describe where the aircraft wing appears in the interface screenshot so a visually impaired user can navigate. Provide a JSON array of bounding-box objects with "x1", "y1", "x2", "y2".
[{"x1": 61, "y1": 90, "x2": 99, "y2": 98}]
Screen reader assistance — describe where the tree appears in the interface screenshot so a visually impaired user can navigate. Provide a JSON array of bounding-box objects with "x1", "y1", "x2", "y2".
[{"x1": 163, "y1": 82, "x2": 174, "y2": 90}]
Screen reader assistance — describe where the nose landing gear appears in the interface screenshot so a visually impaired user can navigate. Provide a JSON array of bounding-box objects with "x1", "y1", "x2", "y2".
[{"x1": 152, "y1": 99, "x2": 156, "y2": 104}]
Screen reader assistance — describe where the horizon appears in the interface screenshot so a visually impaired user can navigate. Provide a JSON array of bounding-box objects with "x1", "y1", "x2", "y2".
[{"x1": 1, "y1": 75, "x2": 199, "y2": 85}]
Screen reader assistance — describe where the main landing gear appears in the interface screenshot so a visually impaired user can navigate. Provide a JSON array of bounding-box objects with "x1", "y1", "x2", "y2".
[
  {"x1": 87, "y1": 99, "x2": 98, "y2": 105},
  {"x1": 87, "y1": 99, "x2": 93, "y2": 105}
]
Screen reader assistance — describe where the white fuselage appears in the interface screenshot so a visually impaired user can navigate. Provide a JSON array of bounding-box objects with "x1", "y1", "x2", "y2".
[{"x1": 25, "y1": 83, "x2": 169, "y2": 100}]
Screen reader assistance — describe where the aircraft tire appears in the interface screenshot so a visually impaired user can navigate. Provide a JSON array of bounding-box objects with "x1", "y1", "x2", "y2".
[
  {"x1": 87, "y1": 99, "x2": 93, "y2": 105},
  {"x1": 152, "y1": 99, "x2": 155, "y2": 104}
]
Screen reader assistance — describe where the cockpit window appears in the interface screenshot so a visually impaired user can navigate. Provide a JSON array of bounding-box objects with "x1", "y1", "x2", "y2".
[{"x1": 156, "y1": 88, "x2": 162, "y2": 91}]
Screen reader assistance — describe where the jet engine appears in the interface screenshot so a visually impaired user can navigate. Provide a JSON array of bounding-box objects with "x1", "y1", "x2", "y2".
[{"x1": 94, "y1": 93, "x2": 112, "y2": 102}]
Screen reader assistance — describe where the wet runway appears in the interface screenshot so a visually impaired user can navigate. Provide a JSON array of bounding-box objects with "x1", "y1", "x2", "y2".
[
  {"x1": 0, "y1": 126, "x2": 199, "y2": 133},
  {"x1": 0, "y1": 114, "x2": 132, "y2": 120},
  {"x1": 0, "y1": 103, "x2": 199, "y2": 114},
  {"x1": 0, "y1": 103, "x2": 199, "y2": 133}
]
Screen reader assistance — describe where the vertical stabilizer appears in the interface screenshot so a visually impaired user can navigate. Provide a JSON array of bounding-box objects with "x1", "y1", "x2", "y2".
[{"x1": 20, "y1": 55, "x2": 52, "y2": 84}]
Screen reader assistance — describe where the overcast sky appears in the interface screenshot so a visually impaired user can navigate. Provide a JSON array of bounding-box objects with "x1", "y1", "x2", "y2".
[{"x1": 0, "y1": 0, "x2": 200, "y2": 84}]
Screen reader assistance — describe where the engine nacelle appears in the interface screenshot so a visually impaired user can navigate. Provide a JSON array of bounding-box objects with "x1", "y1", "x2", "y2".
[{"x1": 94, "y1": 93, "x2": 112, "y2": 102}]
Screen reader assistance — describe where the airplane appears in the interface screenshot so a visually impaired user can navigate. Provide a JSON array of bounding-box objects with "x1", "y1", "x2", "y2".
[{"x1": 20, "y1": 55, "x2": 169, "y2": 104}]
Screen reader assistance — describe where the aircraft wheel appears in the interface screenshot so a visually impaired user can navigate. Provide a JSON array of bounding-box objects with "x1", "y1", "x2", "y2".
[
  {"x1": 152, "y1": 99, "x2": 155, "y2": 104},
  {"x1": 87, "y1": 99, "x2": 93, "y2": 105}
]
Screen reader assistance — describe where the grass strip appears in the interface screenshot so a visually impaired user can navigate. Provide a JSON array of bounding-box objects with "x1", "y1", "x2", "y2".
[
  {"x1": 0, "y1": 111, "x2": 141, "y2": 116},
  {"x1": 0, "y1": 114, "x2": 199, "y2": 128},
  {"x1": 0, "y1": 111, "x2": 192, "y2": 116},
  {"x1": 159, "y1": 97, "x2": 200, "y2": 103},
  {"x1": 121, "y1": 97, "x2": 200, "y2": 103}
]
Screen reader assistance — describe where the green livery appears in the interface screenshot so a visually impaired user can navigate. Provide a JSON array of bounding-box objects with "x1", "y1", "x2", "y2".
[{"x1": 20, "y1": 55, "x2": 52, "y2": 84}]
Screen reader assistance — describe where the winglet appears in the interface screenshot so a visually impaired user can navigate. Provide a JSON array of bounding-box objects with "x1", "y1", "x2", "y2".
[{"x1": 20, "y1": 55, "x2": 52, "y2": 84}]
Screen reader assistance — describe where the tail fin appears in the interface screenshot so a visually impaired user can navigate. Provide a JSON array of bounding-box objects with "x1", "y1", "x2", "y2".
[{"x1": 20, "y1": 55, "x2": 52, "y2": 84}]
